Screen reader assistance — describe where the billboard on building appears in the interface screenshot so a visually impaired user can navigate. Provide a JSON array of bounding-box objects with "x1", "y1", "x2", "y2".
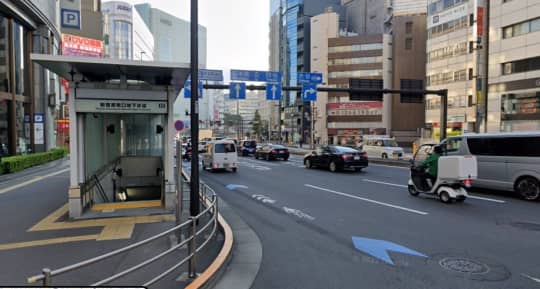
[
  {"x1": 327, "y1": 102, "x2": 383, "y2": 116},
  {"x1": 61, "y1": 34, "x2": 104, "y2": 57},
  {"x1": 428, "y1": 3, "x2": 468, "y2": 29}
]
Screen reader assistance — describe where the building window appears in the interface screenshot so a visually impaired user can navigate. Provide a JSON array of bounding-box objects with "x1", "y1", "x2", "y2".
[
  {"x1": 328, "y1": 56, "x2": 383, "y2": 65},
  {"x1": 405, "y1": 38, "x2": 413, "y2": 50},
  {"x1": 328, "y1": 43, "x2": 383, "y2": 53},
  {"x1": 468, "y1": 68, "x2": 474, "y2": 80},
  {"x1": 502, "y1": 56, "x2": 540, "y2": 75},
  {"x1": 428, "y1": 42, "x2": 467, "y2": 62},
  {"x1": 428, "y1": 15, "x2": 468, "y2": 39},
  {"x1": 13, "y1": 22, "x2": 27, "y2": 96},
  {"x1": 405, "y1": 22, "x2": 413, "y2": 34},
  {"x1": 428, "y1": 0, "x2": 469, "y2": 16},
  {"x1": 0, "y1": 15, "x2": 10, "y2": 93},
  {"x1": 503, "y1": 17, "x2": 540, "y2": 39},
  {"x1": 113, "y1": 20, "x2": 132, "y2": 60}
]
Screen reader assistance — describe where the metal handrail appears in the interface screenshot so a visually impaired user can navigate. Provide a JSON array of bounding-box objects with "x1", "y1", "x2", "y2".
[{"x1": 27, "y1": 170, "x2": 219, "y2": 287}]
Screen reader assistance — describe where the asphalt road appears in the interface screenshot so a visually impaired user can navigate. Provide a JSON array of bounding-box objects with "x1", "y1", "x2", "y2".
[{"x1": 199, "y1": 154, "x2": 540, "y2": 289}]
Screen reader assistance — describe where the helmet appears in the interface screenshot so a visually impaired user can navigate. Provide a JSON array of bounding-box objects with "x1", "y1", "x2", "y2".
[{"x1": 433, "y1": 145, "x2": 443, "y2": 154}]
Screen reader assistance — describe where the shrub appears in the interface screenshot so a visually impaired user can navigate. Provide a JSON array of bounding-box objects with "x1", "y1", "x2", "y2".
[{"x1": 1, "y1": 147, "x2": 68, "y2": 174}]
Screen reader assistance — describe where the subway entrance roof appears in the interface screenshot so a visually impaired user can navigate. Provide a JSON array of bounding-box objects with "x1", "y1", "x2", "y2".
[{"x1": 31, "y1": 54, "x2": 191, "y2": 87}]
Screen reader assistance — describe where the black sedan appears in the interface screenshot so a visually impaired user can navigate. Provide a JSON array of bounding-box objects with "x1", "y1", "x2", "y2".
[
  {"x1": 255, "y1": 144, "x2": 290, "y2": 161},
  {"x1": 304, "y1": 145, "x2": 368, "y2": 172}
]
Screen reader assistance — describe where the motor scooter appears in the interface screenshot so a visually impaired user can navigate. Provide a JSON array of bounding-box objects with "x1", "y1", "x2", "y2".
[{"x1": 408, "y1": 144, "x2": 477, "y2": 203}]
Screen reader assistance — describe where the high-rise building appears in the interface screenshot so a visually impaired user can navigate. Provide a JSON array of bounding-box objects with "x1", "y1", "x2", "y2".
[
  {"x1": 134, "y1": 3, "x2": 207, "y2": 64},
  {"x1": 134, "y1": 3, "x2": 209, "y2": 131},
  {"x1": 309, "y1": 1, "x2": 427, "y2": 146},
  {"x1": 425, "y1": 0, "x2": 488, "y2": 138},
  {"x1": 0, "y1": 0, "x2": 62, "y2": 155},
  {"x1": 272, "y1": 0, "x2": 343, "y2": 145},
  {"x1": 102, "y1": 1, "x2": 154, "y2": 61},
  {"x1": 487, "y1": 0, "x2": 540, "y2": 132}
]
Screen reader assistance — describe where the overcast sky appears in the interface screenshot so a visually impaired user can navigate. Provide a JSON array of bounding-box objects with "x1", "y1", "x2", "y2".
[{"x1": 128, "y1": 0, "x2": 270, "y2": 74}]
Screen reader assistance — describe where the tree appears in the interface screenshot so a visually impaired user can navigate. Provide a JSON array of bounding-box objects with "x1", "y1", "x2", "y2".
[{"x1": 252, "y1": 110, "x2": 263, "y2": 140}]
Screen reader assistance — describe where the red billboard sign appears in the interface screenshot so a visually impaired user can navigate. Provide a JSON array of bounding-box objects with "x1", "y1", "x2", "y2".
[
  {"x1": 61, "y1": 34, "x2": 104, "y2": 57},
  {"x1": 477, "y1": 7, "x2": 484, "y2": 37},
  {"x1": 57, "y1": 119, "x2": 70, "y2": 132}
]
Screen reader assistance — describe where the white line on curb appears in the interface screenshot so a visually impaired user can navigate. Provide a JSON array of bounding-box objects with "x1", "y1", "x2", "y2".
[
  {"x1": 0, "y1": 168, "x2": 70, "y2": 195},
  {"x1": 305, "y1": 184, "x2": 428, "y2": 215}
]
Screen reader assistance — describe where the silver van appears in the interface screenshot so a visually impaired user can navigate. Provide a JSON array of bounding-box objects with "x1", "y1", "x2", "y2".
[{"x1": 440, "y1": 132, "x2": 540, "y2": 201}]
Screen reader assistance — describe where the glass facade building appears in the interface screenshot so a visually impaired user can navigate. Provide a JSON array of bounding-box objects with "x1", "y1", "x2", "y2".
[{"x1": 0, "y1": 0, "x2": 61, "y2": 155}]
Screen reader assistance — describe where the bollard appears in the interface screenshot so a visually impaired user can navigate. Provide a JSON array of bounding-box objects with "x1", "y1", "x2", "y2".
[
  {"x1": 42, "y1": 268, "x2": 52, "y2": 286},
  {"x1": 188, "y1": 217, "x2": 197, "y2": 278}
]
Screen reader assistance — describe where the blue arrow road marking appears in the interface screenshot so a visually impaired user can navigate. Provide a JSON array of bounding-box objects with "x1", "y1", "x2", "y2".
[
  {"x1": 226, "y1": 184, "x2": 248, "y2": 190},
  {"x1": 352, "y1": 236, "x2": 427, "y2": 265}
]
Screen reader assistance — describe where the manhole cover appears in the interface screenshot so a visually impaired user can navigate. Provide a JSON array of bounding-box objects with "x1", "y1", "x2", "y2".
[
  {"x1": 510, "y1": 222, "x2": 540, "y2": 232},
  {"x1": 439, "y1": 257, "x2": 490, "y2": 274}
]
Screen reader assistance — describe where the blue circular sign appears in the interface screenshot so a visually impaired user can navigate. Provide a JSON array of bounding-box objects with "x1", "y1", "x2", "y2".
[{"x1": 174, "y1": 120, "x2": 184, "y2": 131}]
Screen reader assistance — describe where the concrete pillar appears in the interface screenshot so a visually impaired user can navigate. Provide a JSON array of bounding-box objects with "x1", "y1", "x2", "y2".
[{"x1": 382, "y1": 33, "x2": 393, "y2": 135}]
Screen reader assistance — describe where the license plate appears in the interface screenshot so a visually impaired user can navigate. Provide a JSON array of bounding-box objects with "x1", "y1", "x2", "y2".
[{"x1": 354, "y1": 156, "x2": 360, "y2": 160}]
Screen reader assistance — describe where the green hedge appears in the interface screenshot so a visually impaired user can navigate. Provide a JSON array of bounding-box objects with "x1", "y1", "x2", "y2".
[{"x1": 1, "y1": 147, "x2": 68, "y2": 174}]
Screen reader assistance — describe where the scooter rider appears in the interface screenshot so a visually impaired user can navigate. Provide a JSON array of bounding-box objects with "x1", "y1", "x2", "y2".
[{"x1": 417, "y1": 145, "x2": 443, "y2": 187}]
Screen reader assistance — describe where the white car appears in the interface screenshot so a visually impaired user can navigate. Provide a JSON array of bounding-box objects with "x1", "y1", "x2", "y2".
[{"x1": 362, "y1": 137, "x2": 404, "y2": 159}]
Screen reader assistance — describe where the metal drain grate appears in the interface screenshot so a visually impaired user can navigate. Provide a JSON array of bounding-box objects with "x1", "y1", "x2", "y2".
[{"x1": 439, "y1": 257, "x2": 490, "y2": 274}]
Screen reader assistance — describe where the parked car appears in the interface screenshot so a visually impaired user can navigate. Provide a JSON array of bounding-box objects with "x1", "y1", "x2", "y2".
[
  {"x1": 441, "y1": 132, "x2": 540, "y2": 201},
  {"x1": 304, "y1": 145, "x2": 368, "y2": 172},
  {"x1": 202, "y1": 140, "x2": 238, "y2": 172},
  {"x1": 362, "y1": 136, "x2": 404, "y2": 159},
  {"x1": 240, "y1": 140, "x2": 257, "y2": 156},
  {"x1": 182, "y1": 144, "x2": 192, "y2": 161},
  {"x1": 255, "y1": 144, "x2": 289, "y2": 161}
]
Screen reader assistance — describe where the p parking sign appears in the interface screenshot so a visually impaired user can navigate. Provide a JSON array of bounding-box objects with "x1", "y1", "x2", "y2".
[{"x1": 61, "y1": 8, "x2": 81, "y2": 29}]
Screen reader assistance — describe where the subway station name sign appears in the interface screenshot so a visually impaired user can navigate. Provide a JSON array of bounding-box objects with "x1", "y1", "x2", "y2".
[{"x1": 75, "y1": 99, "x2": 168, "y2": 114}]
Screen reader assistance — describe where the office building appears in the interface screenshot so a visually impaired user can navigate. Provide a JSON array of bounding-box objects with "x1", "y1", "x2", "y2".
[
  {"x1": 102, "y1": 1, "x2": 154, "y2": 60},
  {"x1": 270, "y1": 0, "x2": 343, "y2": 145},
  {"x1": 425, "y1": 0, "x2": 488, "y2": 138},
  {"x1": 487, "y1": 0, "x2": 540, "y2": 132},
  {"x1": 61, "y1": 0, "x2": 103, "y2": 41},
  {"x1": 135, "y1": 3, "x2": 209, "y2": 129},
  {"x1": 310, "y1": 1, "x2": 427, "y2": 146}
]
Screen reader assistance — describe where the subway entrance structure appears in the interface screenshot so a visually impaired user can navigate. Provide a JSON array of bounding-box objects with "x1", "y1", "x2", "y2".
[{"x1": 32, "y1": 54, "x2": 190, "y2": 218}]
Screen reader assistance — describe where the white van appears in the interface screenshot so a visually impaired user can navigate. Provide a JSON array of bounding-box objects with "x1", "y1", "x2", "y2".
[
  {"x1": 441, "y1": 132, "x2": 540, "y2": 201},
  {"x1": 362, "y1": 136, "x2": 405, "y2": 159},
  {"x1": 202, "y1": 140, "x2": 238, "y2": 173}
]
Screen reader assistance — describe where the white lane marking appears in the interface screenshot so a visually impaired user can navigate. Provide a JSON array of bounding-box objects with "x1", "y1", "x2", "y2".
[
  {"x1": 0, "y1": 168, "x2": 70, "y2": 195},
  {"x1": 252, "y1": 194, "x2": 276, "y2": 204},
  {"x1": 305, "y1": 184, "x2": 428, "y2": 215},
  {"x1": 283, "y1": 206, "x2": 315, "y2": 221},
  {"x1": 522, "y1": 273, "x2": 540, "y2": 284},
  {"x1": 370, "y1": 163, "x2": 409, "y2": 170},
  {"x1": 467, "y1": 195, "x2": 506, "y2": 204},
  {"x1": 363, "y1": 179, "x2": 506, "y2": 204},
  {"x1": 238, "y1": 161, "x2": 272, "y2": 171},
  {"x1": 363, "y1": 179, "x2": 407, "y2": 188}
]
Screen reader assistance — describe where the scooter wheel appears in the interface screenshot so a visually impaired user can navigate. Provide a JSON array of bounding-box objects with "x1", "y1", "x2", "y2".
[
  {"x1": 408, "y1": 185, "x2": 420, "y2": 196},
  {"x1": 439, "y1": 191, "x2": 452, "y2": 204}
]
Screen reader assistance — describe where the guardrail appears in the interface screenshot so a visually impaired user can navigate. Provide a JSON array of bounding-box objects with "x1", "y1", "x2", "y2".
[{"x1": 27, "y1": 172, "x2": 218, "y2": 287}]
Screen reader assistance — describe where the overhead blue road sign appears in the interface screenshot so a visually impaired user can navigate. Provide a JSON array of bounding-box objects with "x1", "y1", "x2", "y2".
[
  {"x1": 302, "y1": 84, "x2": 317, "y2": 101},
  {"x1": 198, "y1": 69, "x2": 224, "y2": 81},
  {"x1": 230, "y1": 69, "x2": 282, "y2": 83},
  {"x1": 352, "y1": 236, "x2": 427, "y2": 265},
  {"x1": 229, "y1": 82, "x2": 246, "y2": 99},
  {"x1": 298, "y1": 72, "x2": 323, "y2": 84},
  {"x1": 266, "y1": 83, "x2": 282, "y2": 101},
  {"x1": 61, "y1": 8, "x2": 81, "y2": 29},
  {"x1": 184, "y1": 79, "x2": 203, "y2": 98}
]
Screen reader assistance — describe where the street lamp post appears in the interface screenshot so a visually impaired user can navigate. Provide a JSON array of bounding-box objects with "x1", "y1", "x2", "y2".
[{"x1": 189, "y1": 0, "x2": 200, "y2": 218}]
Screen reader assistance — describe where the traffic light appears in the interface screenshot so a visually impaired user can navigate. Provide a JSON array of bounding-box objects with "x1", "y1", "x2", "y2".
[
  {"x1": 400, "y1": 79, "x2": 424, "y2": 103},
  {"x1": 349, "y1": 79, "x2": 383, "y2": 101}
]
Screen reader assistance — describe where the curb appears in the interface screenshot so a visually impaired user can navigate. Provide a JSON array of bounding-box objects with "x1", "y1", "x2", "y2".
[{"x1": 185, "y1": 202, "x2": 234, "y2": 289}]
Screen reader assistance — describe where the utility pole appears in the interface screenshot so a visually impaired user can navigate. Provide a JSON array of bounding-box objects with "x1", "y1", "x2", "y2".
[{"x1": 189, "y1": 0, "x2": 200, "y2": 217}]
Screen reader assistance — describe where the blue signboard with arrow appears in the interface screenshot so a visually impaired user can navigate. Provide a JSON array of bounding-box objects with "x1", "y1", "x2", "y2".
[
  {"x1": 229, "y1": 82, "x2": 246, "y2": 99},
  {"x1": 298, "y1": 72, "x2": 323, "y2": 84},
  {"x1": 301, "y1": 84, "x2": 317, "y2": 101},
  {"x1": 183, "y1": 79, "x2": 203, "y2": 98},
  {"x1": 266, "y1": 83, "x2": 282, "y2": 101}
]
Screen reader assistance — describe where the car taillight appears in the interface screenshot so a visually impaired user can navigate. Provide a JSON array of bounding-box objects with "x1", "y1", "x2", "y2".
[
  {"x1": 271, "y1": 150, "x2": 277, "y2": 154},
  {"x1": 342, "y1": 154, "x2": 353, "y2": 160},
  {"x1": 462, "y1": 179, "x2": 472, "y2": 188}
]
